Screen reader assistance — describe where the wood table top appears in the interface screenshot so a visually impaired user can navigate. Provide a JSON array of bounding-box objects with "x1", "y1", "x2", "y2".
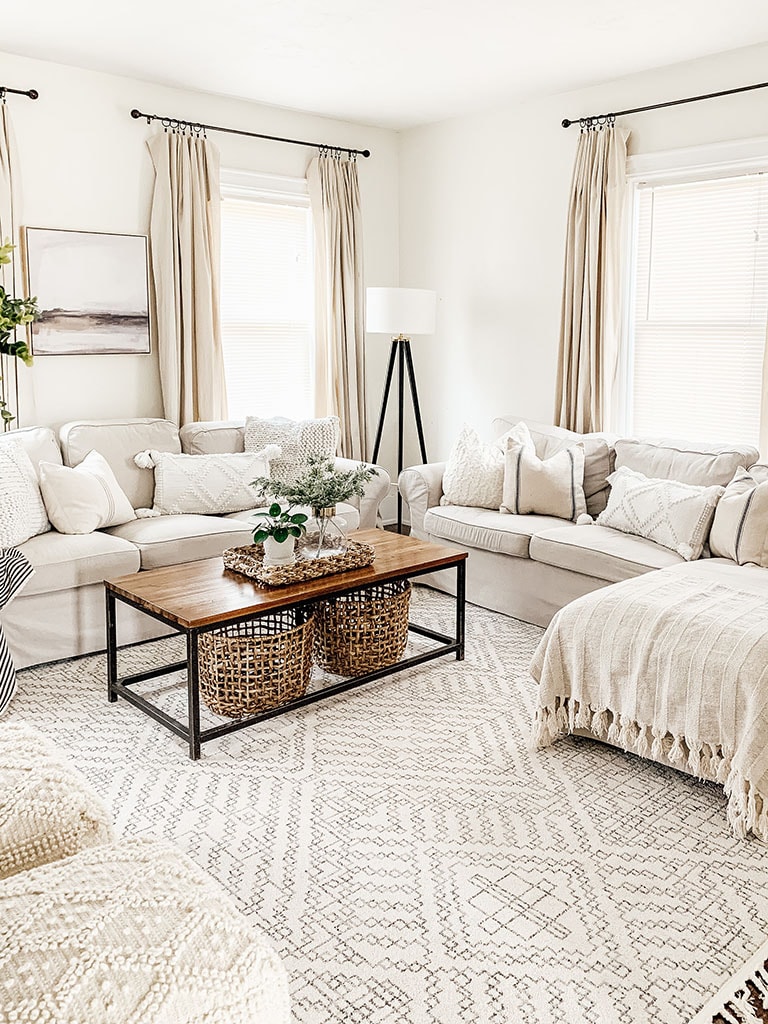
[{"x1": 105, "y1": 529, "x2": 466, "y2": 630}]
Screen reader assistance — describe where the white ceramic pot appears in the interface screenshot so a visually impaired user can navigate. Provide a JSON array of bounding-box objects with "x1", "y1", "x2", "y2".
[{"x1": 263, "y1": 535, "x2": 297, "y2": 567}]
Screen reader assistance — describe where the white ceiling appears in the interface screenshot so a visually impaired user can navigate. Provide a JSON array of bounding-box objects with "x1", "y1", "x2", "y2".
[{"x1": 3, "y1": 0, "x2": 768, "y2": 129}]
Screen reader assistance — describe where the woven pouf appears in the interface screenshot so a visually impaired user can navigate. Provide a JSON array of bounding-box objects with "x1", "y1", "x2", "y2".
[
  {"x1": 0, "y1": 721, "x2": 114, "y2": 880},
  {"x1": 0, "y1": 836, "x2": 291, "y2": 1024},
  {"x1": 314, "y1": 580, "x2": 411, "y2": 676}
]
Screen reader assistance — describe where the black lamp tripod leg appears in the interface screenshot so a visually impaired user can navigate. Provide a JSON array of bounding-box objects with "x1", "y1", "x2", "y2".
[
  {"x1": 403, "y1": 340, "x2": 428, "y2": 465},
  {"x1": 371, "y1": 339, "x2": 399, "y2": 464}
]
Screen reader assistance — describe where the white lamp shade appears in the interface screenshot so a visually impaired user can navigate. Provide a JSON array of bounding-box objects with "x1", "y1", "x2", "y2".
[{"x1": 366, "y1": 287, "x2": 436, "y2": 336}]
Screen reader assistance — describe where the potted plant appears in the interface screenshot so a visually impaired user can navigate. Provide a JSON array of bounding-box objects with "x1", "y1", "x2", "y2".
[
  {"x1": 251, "y1": 502, "x2": 308, "y2": 566},
  {"x1": 251, "y1": 455, "x2": 376, "y2": 558},
  {"x1": 0, "y1": 240, "x2": 38, "y2": 428}
]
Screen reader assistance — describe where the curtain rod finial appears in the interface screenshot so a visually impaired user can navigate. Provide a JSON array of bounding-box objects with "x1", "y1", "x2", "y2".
[
  {"x1": 130, "y1": 108, "x2": 141, "y2": 119},
  {"x1": 28, "y1": 89, "x2": 39, "y2": 100},
  {"x1": 561, "y1": 118, "x2": 573, "y2": 128},
  {"x1": 362, "y1": 149, "x2": 371, "y2": 158}
]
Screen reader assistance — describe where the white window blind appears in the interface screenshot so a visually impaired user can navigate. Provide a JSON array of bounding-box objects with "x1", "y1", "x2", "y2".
[
  {"x1": 628, "y1": 172, "x2": 768, "y2": 447},
  {"x1": 220, "y1": 178, "x2": 314, "y2": 421}
]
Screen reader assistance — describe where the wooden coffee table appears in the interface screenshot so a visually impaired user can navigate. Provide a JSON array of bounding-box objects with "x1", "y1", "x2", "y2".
[{"x1": 105, "y1": 530, "x2": 467, "y2": 759}]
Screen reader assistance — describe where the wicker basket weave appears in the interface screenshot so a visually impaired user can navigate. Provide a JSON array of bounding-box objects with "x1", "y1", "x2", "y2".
[
  {"x1": 197, "y1": 609, "x2": 314, "y2": 718},
  {"x1": 314, "y1": 580, "x2": 411, "y2": 677}
]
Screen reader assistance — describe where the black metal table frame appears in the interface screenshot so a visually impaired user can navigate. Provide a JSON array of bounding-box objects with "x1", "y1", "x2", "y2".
[{"x1": 107, "y1": 561, "x2": 466, "y2": 760}]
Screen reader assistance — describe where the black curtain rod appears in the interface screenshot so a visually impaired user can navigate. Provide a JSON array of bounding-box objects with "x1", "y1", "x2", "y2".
[
  {"x1": 561, "y1": 79, "x2": 768, "y2": 128},
  {"x1": 130, "y1": 108, "x2": 371, "y2": 158},
  {"x1": 0, "y1": 86, "x2": 39, "y2": 100}
]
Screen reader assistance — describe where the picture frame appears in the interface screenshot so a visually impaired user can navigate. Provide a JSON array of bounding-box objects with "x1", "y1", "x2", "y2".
[{"x1": 23, "y1": 227, "x2": 151, "y2": 356}]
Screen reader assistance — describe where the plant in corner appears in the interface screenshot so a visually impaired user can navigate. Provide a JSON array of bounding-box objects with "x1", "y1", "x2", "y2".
[
  {"x1": 0, "y1": 239, "x2": 38, "y2": 427},
  {"x1": 251, "y1": 502, "x2": 309, "y2": 567}
]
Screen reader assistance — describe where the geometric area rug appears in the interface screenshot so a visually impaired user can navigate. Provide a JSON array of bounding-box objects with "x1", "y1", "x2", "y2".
[{"x1": 11, "y1": 586, "x2": 768, "y2": 1024}]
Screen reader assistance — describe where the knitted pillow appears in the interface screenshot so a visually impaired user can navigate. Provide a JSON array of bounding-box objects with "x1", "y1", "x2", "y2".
[
  {"x1": 0, "y1": 440, "x2": 49, "y2": 546},
  {"x1": 244, "y1": 415, "x2": 339, "y2": 484},
  {"x1": 596, "y1": 466, "x2": 724, "y2": 560},
  {"x1": 441, "y1": 422, "x2": 532, "y2": 509}
]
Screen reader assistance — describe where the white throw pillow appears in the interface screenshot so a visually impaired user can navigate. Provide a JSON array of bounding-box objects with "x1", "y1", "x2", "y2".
[
  {"x1": 501, "y1": 438, "x2": 586, "y2": 521},
  {"x1": 441, "y1": 422, "x2": 532, "y2": 509},
  {"x1": 244, "y1": 416, "x2": 340, "y2": 484},
  {"x1": 709, "y1": 467, "x2": 768, "y2": 566},
  {"x1": 0, "y1": 441, "x2": 50, "y2": 547},
  {"x1": 39, "y1": 451, "x2": 136, "y2": 535},
  {"x1": 596, "y1": 466, "x2": 724, "y2": 560},
  {"x1": 135, "y1": 450, "x2": 274, "y2": 515}
]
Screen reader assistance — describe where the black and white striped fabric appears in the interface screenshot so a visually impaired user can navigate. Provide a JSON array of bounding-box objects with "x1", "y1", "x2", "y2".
[{"x1": 0, "y1": 548, "x2": 34, "y2": 716}]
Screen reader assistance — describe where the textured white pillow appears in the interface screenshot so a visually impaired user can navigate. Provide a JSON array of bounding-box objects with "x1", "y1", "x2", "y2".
[
  {"x1": 596, "y1": 466, "x2": 724, "y2": 560},
  {"x1": 39, "y1": 451, "x2": 136, "y2": 535},
  {"x1": 709, "y1": 467, "x2": 768, "y2": 566},
  {"x1": 244, "y1": 415, "x2": 339, "y2": 484},
  {"x1": 501, "y1": 438, "x2": 586, "y2": 520},
  {"x1": 0, "y1": 441, "x2": 50, "y2": 547},
  {"x1": 136, "y1": 450, "x2": 273, "y2": 515},
  {"x1": 441, "y1": 422, "x2": 532, "y2": 509}
]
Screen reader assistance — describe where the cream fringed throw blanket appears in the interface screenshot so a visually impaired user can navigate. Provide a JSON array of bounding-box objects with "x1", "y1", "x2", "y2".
[{"x1": 530, "y1": 561, "x2": 768, "y2": 841}]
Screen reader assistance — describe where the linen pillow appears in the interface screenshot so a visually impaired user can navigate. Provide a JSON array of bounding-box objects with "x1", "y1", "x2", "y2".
[
  {"x1": 596, "y1": 466, "x2": 724, "y2": 560},
  {"x1": 244, "y1": 415, "x2": 339, "y2": 484},
  {"x1": 709, "y1": 467, "x2": 768, "y2": 566},
  {"x1": 0, "y1": 440, "x2": 50, "y2": 547},
  {"x1": 441, "y1": 422, "x2": 532, "y2": 509},
  {"x1": 501, "y1": 438, "x2": 586, "y2": 521},
  {"x1": 134, "y1": 449, "x2": 276, "y2": 515},
  {"x1": 39, "y1": 451, "x2": 136, "y2": 535}
]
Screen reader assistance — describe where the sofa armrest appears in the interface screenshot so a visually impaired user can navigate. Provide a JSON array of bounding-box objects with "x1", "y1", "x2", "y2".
[
  {"x1": 332, "y1": 458, "x2": 390, "y2": 531},
  {"x1": 398, "y1": 463, "x2": 446, "y2": 535}
]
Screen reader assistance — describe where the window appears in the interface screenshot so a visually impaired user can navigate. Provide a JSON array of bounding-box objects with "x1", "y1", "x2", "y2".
[
  {"x1": 625, "y1": 169, "x2": 768, "y2": 448},
  {"x1": 220, "y1": 171, "x2": 314, "y2": 421}
]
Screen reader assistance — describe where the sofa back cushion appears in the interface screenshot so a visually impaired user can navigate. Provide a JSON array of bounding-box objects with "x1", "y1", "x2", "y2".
[
  {"x1": 59, "y1": 419, "x2": 181, "y2": 510},
  {"x1": 179, "y1": 421, "x2": 245, "y2": 455},
  {"x1": 614, "y1": 437, "x2": 759, "y2": 487},
  {"x1": 0, "y1": 426, "x2": 62, "y2": 474},
  {"x1": 492, "y1": 414, "x2": 614, "y2": 516}
]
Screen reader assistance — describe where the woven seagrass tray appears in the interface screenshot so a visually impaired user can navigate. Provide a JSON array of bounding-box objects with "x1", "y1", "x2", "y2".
[
  {"x1": 314, "y1": 579, "x2": 411, "y2": 677},
  {"x1": 222, "y1": 540, "x2": 375, "y2": 587}
]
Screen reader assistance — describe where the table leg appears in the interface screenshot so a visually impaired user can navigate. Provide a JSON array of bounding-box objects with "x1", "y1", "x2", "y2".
[
  {"x1": 106, "y1": 590, "x2": 118, "y2": 702},
  {"x1": 456, "y1": 560, "x2": 466, "y2": 661},
  {"x1": 187, "y1": 631, "x2": 201, "y2": 761}
]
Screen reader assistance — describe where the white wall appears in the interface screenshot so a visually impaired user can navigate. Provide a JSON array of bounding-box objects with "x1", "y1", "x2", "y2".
[
  {"x1": 0, "y1": 50, "x2": 399, "y2": 447},
  {"x1": 398, "y1": 41, "x2": 768, "y2": 465}
]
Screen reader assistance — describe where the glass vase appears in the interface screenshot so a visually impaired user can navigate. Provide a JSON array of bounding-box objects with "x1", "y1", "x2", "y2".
[{"x1": 302, "y1": 506, "x2": 348, "y2": 559}]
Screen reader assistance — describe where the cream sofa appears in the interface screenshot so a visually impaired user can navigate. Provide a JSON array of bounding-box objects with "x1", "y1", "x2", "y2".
[
  {"x1": 399, "y1": 413, "x2": 761, "y2": 626},
  {"x1": 1, "y1": 418, "x2": 390, "y2": 668}
]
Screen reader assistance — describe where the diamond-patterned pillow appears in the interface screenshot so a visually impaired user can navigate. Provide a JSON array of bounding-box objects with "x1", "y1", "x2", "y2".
[
  {"x1": 137, "y1": 451, "x2": 273, "y2": 515},
  {"x1": 596, "y1": 466, "x2": 724, "y2": 560}
]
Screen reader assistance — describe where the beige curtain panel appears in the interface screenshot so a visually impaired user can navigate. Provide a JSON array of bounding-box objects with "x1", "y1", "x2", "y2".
[
  {"x1": 147, "y1": 132, "x2": 228, "y2": 427},
  {"x1": 555, "y1": 124, "x2": 630, "y2": 433},
  {"x1": 0, "y1": 101, "x2": 22, "y2": 423},
  {"x1": 308, "y1": 153, "x2": 367, "y2": 461}
]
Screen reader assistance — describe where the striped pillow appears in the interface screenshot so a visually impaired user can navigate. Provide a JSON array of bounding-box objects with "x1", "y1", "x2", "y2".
[
  {"x1": 501, "y1": 438, "x2": 586, "y2": 521},
  {"x1": 0, "y1": 549, "x2": 34, "y2": 716},
  {"x1": 709, "y1": 467, "x2": 768, "y2": 566}
]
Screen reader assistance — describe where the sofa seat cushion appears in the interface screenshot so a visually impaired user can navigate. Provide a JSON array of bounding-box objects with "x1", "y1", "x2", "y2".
[
  {"x1": 0, "y1": 723, "x2": 114, "y2": 880},
  {"x1": 0, "y1": 837, "x2": 291, "y2": 1024},
  {"x1": 106, "y1": 514, "x2": 253, "y2": 570},
  {"x1": 17, "y1": 530, "x2": 140, "y2": 596},
  {"x1": 424, "y1": 506, "x2": 574, "y2": 558},
  {"x1": 225, "y1": 501, "x2": 361, "y2": 532},
  {"x1": 530, "y1": 524, "x2": 685, "y2": 582}
]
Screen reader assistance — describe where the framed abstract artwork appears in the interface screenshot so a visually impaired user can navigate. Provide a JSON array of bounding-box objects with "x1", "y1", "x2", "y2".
[{"x1": 23, "y1": 227, "x2": 151, "y2": 355}]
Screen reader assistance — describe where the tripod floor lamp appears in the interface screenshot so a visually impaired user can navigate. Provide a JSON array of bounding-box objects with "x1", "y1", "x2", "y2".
[{"x1": 367, "y1": 287, "x2": 437, "y2": 532}]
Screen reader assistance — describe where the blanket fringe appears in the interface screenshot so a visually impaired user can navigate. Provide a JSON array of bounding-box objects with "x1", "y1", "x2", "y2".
[{"x1": 532, "y1": 698, "x2": 768, "y2": 843}]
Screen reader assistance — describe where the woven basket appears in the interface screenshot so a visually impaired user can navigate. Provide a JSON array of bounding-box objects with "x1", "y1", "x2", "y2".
[
  {"x1": 198, "y1": 609, "x2": 314, "y2": 718},
  {"x1": 314, "y1": 580, "x2": 411, "y2": 677}
]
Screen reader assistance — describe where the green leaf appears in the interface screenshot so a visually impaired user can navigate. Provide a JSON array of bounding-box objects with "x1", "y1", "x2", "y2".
[
  {"x1": 252, "y1": 529, "x2": 269, "y2": 544},
  {"x1": 290, "y1": 513, "x2": 308, "y2": 525},
  {"x1": 273, "y1": 527, "x2": 289, "y2": 543},
  {"x1": 269, "y1": 502, "x2": 282, "y2": 517}
]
